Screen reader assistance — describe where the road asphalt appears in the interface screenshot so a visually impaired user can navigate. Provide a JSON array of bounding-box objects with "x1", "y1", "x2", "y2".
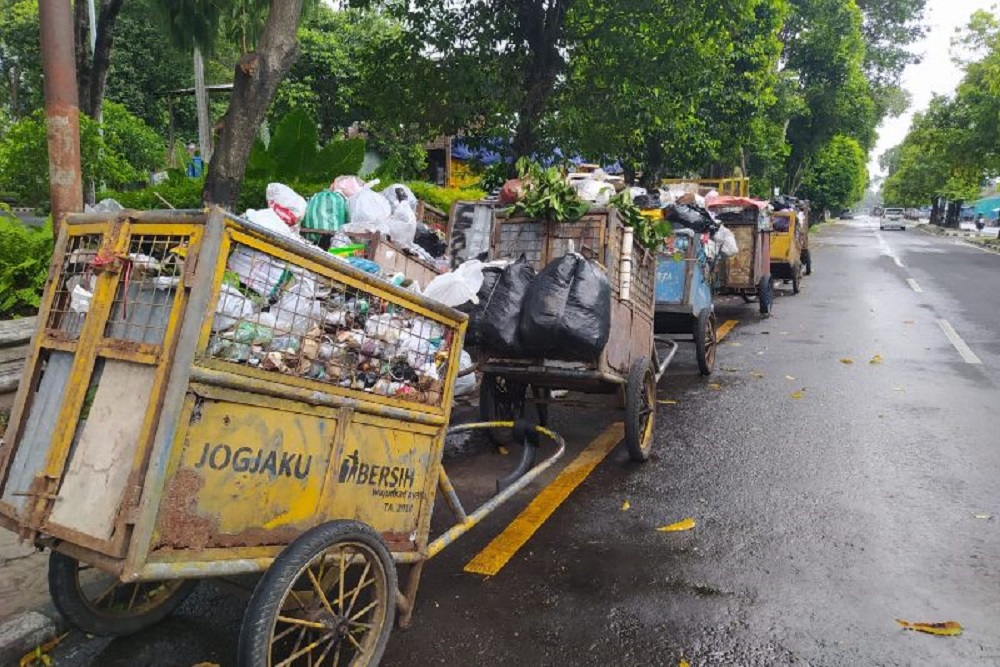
[{"x1": 26, "y1": 217, "x2": 1000, "y2": 665}]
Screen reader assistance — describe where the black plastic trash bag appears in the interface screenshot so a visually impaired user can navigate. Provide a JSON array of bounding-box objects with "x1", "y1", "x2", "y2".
[
  {"x1": 413, "y1": 224, "x2": 447, "y2": 258},
  {"x1": 664, "y1": 203, "x2": 717, "y2": 233},
  {"x1": 479, "y1": 258, "x2": 536, "y2": 355},
  {"x1": 459, "y1": 265, "x2": 504, "y2": 347},
  {"x1": 519, "y1": 254, "x2": 611, "y2": 360}
]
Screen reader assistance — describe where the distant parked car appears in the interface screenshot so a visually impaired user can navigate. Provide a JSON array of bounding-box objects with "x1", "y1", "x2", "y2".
[{"x1": 880, "y1": 207, "x2": 906, "y2": 231}]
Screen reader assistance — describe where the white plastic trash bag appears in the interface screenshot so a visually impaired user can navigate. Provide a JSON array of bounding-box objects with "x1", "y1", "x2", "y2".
[
  {"x1": 387, "y1": 202, "x2": 418, "y2": 247},
  {"x1": 348, "y1": 188, "x2": 392, "y2": 225},
  {"x1": 332, "y1": 175, "x2": 366, "y2": 198},
  {"x1": 382, "y1": 183, "x2": 418, "y2": 212},
  {"x1": 424, "y1": 259, "x2": 485, "y2": 307},
  {"x1": 267, "y1": 183, "x2": 307, "y2": 227},
  {"x1": 628, "y1": 187, "x2": 647, "y2": 202},
  {"x1": 453, "y1": 350, "x2": 476, "y2": 398},
  {"x1": 574, "y1": 178, "x2": 615, "y2": 205},
  {"x1": 70, "y1": 284, "x2": 93, "y2": 314},
  {"x1": 214, "y1": 284, "x2": 256, "y2": 331},
  {"x1": 716, "y1": 224, "x2": 739, "y2": 257}
]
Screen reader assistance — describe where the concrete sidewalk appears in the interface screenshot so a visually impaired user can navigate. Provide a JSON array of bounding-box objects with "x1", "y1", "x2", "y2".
[{"x1": 0, "y1": 529, "x2": 60, "y2": 664}]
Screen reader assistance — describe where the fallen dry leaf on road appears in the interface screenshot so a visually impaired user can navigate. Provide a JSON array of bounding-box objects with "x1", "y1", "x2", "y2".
[
  {"x1": 657, "y1": 518, "x2": 696, "y2": 532},
  {"x1": 791, "y1": 389, "x2": 806, "y2": 400},
  {"x1": 622, "y1": 500, "x2": 631, "y2": 511},
  {"x1": 974, "y1": 513, "x2": 991, "y2": 520},
  {"x1": 20, "y1": 634, "x2": 67, "y2": 667},
  {"x1": 785, "y1": 375, "x2": 796, "y2": 380},
  {"x1": 895, "y1": 619, "x2": 963, "y2": 636},
  {"x1": 840, "y1": 358, "x2": 854, "y2": 365},
  {"x1": 869, "y1": 354, "x2": 883, "y2": 365},
  {"x1": 708, "y1": 383, "x2": 722, "y2": 390},
  {"x1": 750, "y1": 371, "x2": 765, "y2": 379},
  {"x1": 680, "y1": 661, "x2": 691, "y2": 667},
  {"x1": 728, "y1": 341, "x2": 742, "y2": 347},
  {"x1": 658, "y1": 399, "x2": 678, "y2": 405}
]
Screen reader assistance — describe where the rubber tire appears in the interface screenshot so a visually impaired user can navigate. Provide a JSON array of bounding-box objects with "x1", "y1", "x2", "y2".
[
  {"x1": 239, "y1": 521, "x2": 397, "y2": 667},
  {"x1": 758, "y1": 274, "x2": 773, "y2": 316},
  {"x1": 802, "y1": 249, "x2": 812, "y2": 276},
  {"x1": 791, "y1": 266, "x2": 801, "y2": 294},
  {"x1": 624, "y1": 357, "x2": 655, "y2": 462},
  {"x1": 694, "y1": 310, "x2": 716, "y2": 376},
  {"x1": 479, "y1": 374, "x2": 524, "y2": 446},
  {"x1": 48, "y1": 551, "x2": 197, "y2": 636}
]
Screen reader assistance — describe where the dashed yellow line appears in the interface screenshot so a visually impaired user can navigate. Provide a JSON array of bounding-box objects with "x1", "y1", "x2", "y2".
[
  {"x1": 464, "y1": 422, "x2": 625, "y2": 576},
  {"x1": 716, "y1": 319, "x2": 738, "y2": 342}
]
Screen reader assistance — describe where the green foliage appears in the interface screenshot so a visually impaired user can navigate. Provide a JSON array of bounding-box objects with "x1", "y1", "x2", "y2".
[
  {"x1": 0, "y1": 102, "x2": 165, "y2": 207},
  {"x1": 507, "y1": 159, "x2": 589, "y2": 223},
  {"x1": 101, "y1": 176, "x2": 206, "y2": 210},
  {"x1": 403, "y1": 182, "x2": 485, "y2": 212},
  {"x1": 610, "y1": 192, "x2": 673, "y2": 251},
  {"x1": 0, "y1": 214, "x2": 52, "y2": 318},
  {"x1": 247, "y1": 110, "x2": 366, "y2": 184},
  {"x1": 0, "y1": 0, "x2": 43, "y2": 118},
  {"x1": 800, "y1": 135, "x2": 868, "y2": 212}
]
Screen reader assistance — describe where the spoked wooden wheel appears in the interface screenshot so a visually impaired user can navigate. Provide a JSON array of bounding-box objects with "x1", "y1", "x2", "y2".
[
  {"x1": 694, "y1": 309, "x2": 717, "y2": 376},
  {"x1": 240, "y1": 521, "x2": 397, "y2": 667},
  {"x1": 624, "y1": 357, "x2": 656, "y2": 462},
  {"x1": 48, "y1": 551, "x2": 197, "y2": 636}
]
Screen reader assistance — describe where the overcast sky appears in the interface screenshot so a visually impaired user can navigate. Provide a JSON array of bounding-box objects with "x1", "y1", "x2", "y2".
[{"x1": 869, "y1": 0, "x2": 998, "y2": 176}]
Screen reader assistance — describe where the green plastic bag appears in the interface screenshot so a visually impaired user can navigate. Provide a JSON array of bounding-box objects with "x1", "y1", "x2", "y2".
[{"x1": 302, "y1": 190, "x2": 348, "y2": 245}]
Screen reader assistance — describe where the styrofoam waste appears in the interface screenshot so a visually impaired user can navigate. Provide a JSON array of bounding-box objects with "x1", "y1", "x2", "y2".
[{"x1": 70, "y1": 284, "x2": 92, "y2": 314}]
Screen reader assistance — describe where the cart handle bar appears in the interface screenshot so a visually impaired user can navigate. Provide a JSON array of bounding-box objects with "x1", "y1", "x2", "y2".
[{"x1": 394, "y1": 421, "x2": 566, "y2": 564}]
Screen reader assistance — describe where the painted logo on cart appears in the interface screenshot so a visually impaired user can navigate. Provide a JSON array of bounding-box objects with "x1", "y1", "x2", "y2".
[
  {"x1": 337, "y1": 449, "x2": 416, "y2": 490},
  {"x1": 193, "y1": 442, "x2": 312, "y2": 480}
]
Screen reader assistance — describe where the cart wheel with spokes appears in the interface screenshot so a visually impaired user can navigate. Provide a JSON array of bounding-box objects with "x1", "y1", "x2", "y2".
[
  {"x1": 48, "y1": 551, "x2": 197, "y2": 636},
  {"x1": 694, "y1": 309, "x2": 717, "y2": 376},
  {"x1": 479, "y1": 374, "x2": 527, "y2": 445},
  {"x1": 624, "y1": 357, "x2": 656, "y2": 462},
  {"x1": 239, "y1": 520, "x2": 397, "y2": 667}
]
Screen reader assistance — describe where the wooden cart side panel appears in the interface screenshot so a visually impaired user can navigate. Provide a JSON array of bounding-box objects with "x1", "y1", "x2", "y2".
[
  {"x1": 725, "y1": 225, "x2": 758, "y2": 288},
  {"x1": 368, "y1": 238, "x2": 439, "y2": 289}
]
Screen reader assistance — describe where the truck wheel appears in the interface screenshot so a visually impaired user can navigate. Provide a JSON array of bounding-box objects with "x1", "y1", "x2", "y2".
[
  {"x1": 694, "y1": 309, "x2": 717, "y2": 376},
  {"x1": 758, "y1": 274, "x2": 774, "y2": 316},
  {"x1": 624, "y1": 357, "x2": 656, "y2": 462},
  {"x1": 239, "y1": 521, "x2": 396, "y2": 667},
  {"x1": 792, "y1": 266, "x2": 801, "y2": 294},
  {"x1": 48, "y1": 551, "x2": 196, "y2": 636},
  {"x1": 802, "y1": 249, "x2": 812, "y2": 275}
]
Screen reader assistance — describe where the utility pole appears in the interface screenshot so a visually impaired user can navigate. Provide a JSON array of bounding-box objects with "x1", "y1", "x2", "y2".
[
  {"x1": 38, "y1": 0, "x2": 83, "y2": 236},
  {"x1": 194, "y1": 47, "x2": 213, "y2": 163}
]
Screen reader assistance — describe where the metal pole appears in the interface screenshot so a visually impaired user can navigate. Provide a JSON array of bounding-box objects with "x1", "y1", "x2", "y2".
[{"x1": 38, "y1": 0, "x2": 83, "y2": 235}]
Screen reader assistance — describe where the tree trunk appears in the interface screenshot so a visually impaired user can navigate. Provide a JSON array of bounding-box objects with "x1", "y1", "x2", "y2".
[
  {"x1": 193, "y1": 47, "x2": 213, "y2": 162},
  {"x1": 639, "y1": 134, "x2": 664, "y2": 190},
  {"x1": 509, "y1": 0, "x2": 570, "y2": 171},
  {"x1": 73, "y1": 0, "x2": 123, "y2": 119},
  {"x1": 204, "y1": 0, "x2": 304, "y2": 209}
]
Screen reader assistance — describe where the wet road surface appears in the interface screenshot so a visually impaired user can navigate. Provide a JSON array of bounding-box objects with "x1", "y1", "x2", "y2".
[{"x1": 50, "y1": 218, "x2": 1000, "y2": 666}]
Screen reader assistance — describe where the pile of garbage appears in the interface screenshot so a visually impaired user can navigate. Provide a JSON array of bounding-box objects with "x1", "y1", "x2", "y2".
[{"x1": 205, "y1": 179, "x2": 479, "y2": 406}]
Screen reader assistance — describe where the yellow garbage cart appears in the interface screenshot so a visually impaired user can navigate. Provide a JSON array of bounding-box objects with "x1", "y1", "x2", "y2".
[{"x1": 0, "y1": 208, "x2": 565, "y2": 665}]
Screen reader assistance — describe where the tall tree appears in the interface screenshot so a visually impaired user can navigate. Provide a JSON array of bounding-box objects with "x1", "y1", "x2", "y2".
[{"x1": 73, "y1": 0, "x2": 126, "y2": 120}]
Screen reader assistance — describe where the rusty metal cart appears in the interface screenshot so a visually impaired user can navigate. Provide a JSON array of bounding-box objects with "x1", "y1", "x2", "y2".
[
  {"x1": 478, "y1": 208, "x2": 677, "y2": 462},
  {"x1": 706, "y1": 196, "x2": 774, "y2": 316},
  {"x1": 0, "y1": 208, "x2": 566, "y2": 665}
]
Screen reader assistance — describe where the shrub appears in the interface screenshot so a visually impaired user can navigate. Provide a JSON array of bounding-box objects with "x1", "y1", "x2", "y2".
[
  {"x1": 403, "y1": 182, "x2": 486, "y2": 212},
  {"x1": 0, "y1": 213, "x2": 53, "y2": 318}
]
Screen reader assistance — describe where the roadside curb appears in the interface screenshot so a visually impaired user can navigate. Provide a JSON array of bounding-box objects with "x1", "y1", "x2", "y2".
[
  {"x1": 0, "y1": 610, "x2": 62, "y2": 665},
  {"x1": 963, "y1": 239, "x2": 1000, "y2": 254}
]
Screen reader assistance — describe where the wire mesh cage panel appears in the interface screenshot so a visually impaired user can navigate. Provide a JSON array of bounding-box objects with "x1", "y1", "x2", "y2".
[
  {"x1": 46, "y1": 234, "x2": 103, "y2": 339},
  {"x1": 104, "y1": 235, "x2": 188, "y2": 345},
  {"x1": 207, "y1": 241, "x2": 458, "y2": 408}
]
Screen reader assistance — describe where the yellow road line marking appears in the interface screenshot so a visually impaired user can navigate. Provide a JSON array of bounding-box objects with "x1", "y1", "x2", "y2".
[
  {"x1": 716, "y1": 319, "x2": 738, "y2": 342},
  {"x1": 464, "y1": 422, "x2": 625, "y2": 576}
]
